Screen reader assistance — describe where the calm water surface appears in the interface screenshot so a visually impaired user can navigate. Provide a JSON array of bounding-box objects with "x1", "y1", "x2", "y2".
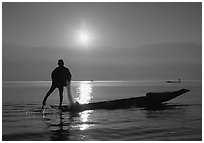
[{"x1": 2, "y1": 80, "x2": 202, "y2": 140}]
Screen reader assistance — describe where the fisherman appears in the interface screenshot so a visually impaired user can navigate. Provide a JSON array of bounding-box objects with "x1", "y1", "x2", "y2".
[{"x1": 41, "y1": 59, "x2": 72, "y2": 110}]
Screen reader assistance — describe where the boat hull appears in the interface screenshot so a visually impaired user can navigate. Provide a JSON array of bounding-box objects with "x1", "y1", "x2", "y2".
[{"x1": 51, "y1": 88, "x2": 190, "y2": 112}]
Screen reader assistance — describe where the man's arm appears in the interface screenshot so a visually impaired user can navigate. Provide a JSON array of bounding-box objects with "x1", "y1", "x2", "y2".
[{"x1": 51, "y1": 68, "x2": 58, "y2": 81}]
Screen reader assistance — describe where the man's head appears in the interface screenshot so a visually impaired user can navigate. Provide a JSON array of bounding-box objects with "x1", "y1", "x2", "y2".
[{"x1": 58, "y1": 59, "x2": 64, "y2": 66}]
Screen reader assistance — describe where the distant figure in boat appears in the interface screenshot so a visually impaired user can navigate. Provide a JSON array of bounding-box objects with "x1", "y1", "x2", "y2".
[
  {"x1": 166, "y1": 78, "x2": 181, "y2": 83},
  {"x1": 41, "y1": 59, "x2": 72, "y2": 110}
]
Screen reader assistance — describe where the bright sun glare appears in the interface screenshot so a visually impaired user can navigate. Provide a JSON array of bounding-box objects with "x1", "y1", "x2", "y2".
[{"x1": 79, "y1": 31, "x2": 90, "y2": 45}]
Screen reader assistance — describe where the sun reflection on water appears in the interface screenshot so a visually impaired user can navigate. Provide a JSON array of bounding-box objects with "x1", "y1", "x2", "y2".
[
  {"x1": 76, "y1": 81, "x2": 93, "y2": 104},
  {"x1": 76, "y1": 81, "x2": 94, "y2": 130},
  {"x1": 79, "y1": 110, "x2": 93, "y2": 130}
]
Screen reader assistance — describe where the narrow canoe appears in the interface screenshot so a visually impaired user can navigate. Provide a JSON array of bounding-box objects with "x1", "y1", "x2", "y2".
[{"x1": 51, "y1": 88, "x2": 190, "y2": 112}]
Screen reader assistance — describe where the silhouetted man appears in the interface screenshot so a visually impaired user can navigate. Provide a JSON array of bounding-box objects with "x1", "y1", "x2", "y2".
[{"x1": 41, "y1": 59, "x2": 72, "y2": 110}]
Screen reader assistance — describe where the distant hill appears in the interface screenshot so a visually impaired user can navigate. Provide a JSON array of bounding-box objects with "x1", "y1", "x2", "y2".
[{"x1": 2, "y1": 42, "x2": 201, "y2": 81}]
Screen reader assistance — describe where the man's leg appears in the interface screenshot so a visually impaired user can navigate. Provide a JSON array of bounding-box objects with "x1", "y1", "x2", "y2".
[
  {"x1": 41, "y1": 84, "x2": 56, "y2": 110},
  {"x1": 58, "y1": 86, "x2": 64, "y2": 108}
]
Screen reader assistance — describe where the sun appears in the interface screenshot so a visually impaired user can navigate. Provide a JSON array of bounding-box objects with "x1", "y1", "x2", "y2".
[
  {"x1": 80, "y1": 32, "x2": 89, "y2": 43},
  {"x1": 79, "y1": 31, "x2": 90, "y2": 45},
  {"x1": 74, "y1": 26, "x2": 94, "y2": 47}
]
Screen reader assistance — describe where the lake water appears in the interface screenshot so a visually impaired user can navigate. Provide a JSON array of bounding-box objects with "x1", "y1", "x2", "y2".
[{"x1": 2, "y1": 80, "x2": 202, "y2": 141}]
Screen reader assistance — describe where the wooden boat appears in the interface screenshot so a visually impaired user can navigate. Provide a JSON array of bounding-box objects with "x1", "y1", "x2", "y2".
[
  {"x1": 51, "y1": 88, "x2": 190, "y2": 112},
  {"x1": 166, "y1": 78, "x2": 181, "y2": 83}
]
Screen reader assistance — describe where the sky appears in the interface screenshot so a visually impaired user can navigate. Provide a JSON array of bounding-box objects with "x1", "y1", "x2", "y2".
[{"x1": 2, "y1": 2, "x2": 202, "y2": 81}]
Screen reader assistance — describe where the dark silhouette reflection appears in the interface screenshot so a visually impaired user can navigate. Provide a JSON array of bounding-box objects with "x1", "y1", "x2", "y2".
[
  {"x1": 43, "y1": 111, "x2": 79, "y2": 141},
  {"x1": 49, "y1": 112, "x2": 70, "y2": 141},
  {"x1": 142, "y1": 103, "x2": 188, "y2": 111},
  {"x1": 144, "y1": 103, "x2": 187, "y2": 119}
]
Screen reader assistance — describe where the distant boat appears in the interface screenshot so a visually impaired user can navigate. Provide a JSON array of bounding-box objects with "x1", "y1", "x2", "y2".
[{"x1": 166, "y1": 78, "x2": 181, "y2": 83}]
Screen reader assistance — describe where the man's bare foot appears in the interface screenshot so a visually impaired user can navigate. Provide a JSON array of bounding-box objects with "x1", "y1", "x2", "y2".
[{"x1": 74, "y1": 102, "x2": 80, "y2": 106}]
